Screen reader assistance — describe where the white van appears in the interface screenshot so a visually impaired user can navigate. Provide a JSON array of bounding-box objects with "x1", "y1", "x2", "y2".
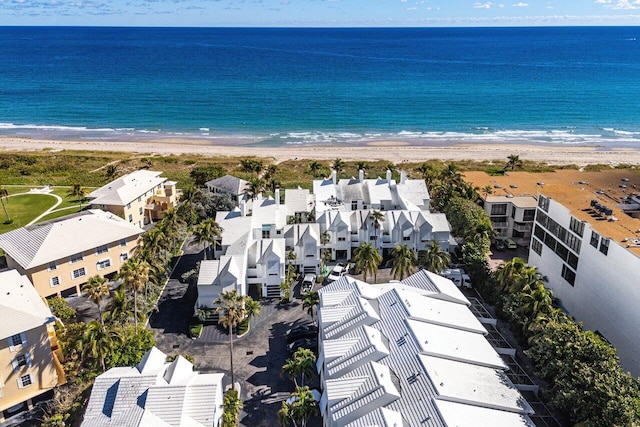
[
  {"x1": 440, "y1": 268, "x2": 472, "y2": 289},
  {"x1": 301, "y1": 274, "x2": 316, "y2": 293}
]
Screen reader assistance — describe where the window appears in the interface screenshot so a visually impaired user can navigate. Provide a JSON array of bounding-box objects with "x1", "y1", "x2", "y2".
[
  {"x1": 96, "y1": 244, "x2": 109, "y2": 255},
  {"x1": 538, "y1": 196, "x2": 550, "y2": 212},
  {"x1": 137, "y1": 196, "x2": 142, "y2": 202},
  {"x1": 8, "y1": 333, "x2": 25, "y2": 352},
  {"x1": 13, "y1": 354, "x2": 30, "y2": 370},
  {"x1": 126, "y1": 203, "x2": 131, "y2": 209},
  {"x1": 490, "y1": 204, "x2": 507, "y2": 216},
  {"x1": 97, "y1": 259, "x2": 111, "y2": 270},
  {"x1": 590, "y1": 231, "x2": 600, "y2": 248},
  {"x1": 531, "y1": 238, "x2": 543, "y2": 255},
  {"x1": 534, "y1": 224, "x2": 545, "y2": 240},
  {"x1": 120, "y1": 252, "x2": 129, "y2": 262},
  {"x1": 72, "y1": 267, "x2": 86, "y2": 279},
  {"x1": 337, "y1": 237, "x2": 346, "y2": 242},
  {"x1": 351, "y1": 201, "x2": 358, "y2": 210},
  {"x1": 561, "y1": 264, "x2": 576, "y2": 286},
  {"x1": 511, "y1": 207, "x2": 516, "y2": 219},
  {"x1": 50, "y1": 276, "x2": 61, "y2": 287},
  {"x1": 138, "y1": 207, "x2": 143, "y2": 215},
  {"x1": 569, "y1": 217, "x2": 585, "y2": 237},
  {"x1": 262, "y1": 230, "x2": 270, "y2": 239},
  {"x1": 523, "y1": 209, "x2": 536, "y2": 222},
  {"x1": 119, "y1": 239, "x2": 127, "y2": 247},
  {"x1": 47, "y1": 261, "x2": 57, "y2": 271},
  {"x1": 403, "y1": 236, "x2": 410, "y2": 241},
  {"x1": 18, "y1": 374, "x2": 32, "y2": 389},
  {"x1": 128, "y1": 214, "x2": 133, "y2": 222},
  {"x1": 370, "y1": 235, "x2": 377, "y2": 241},
  {"x1": 69, "y1": 252, "x2": 83, "y2": 263},
  {"x1": 568, "y1": 252, "x2": 579, "y2": 270},
  {"x1": 599, "y1": 238, "x2": 610, "y2": 256}
]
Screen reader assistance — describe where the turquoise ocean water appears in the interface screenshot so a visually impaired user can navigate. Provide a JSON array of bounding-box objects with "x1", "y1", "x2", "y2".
[{"x1": 0, "y1": 26, "x2": 639, "y2": 147}]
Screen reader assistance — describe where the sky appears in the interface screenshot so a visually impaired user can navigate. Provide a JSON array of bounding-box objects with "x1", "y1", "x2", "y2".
[{"x1": 1, "y1": 0, "x2": 640, "y2": 27}]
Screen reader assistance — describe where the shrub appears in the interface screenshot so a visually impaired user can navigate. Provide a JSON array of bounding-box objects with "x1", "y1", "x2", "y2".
[
  {"x1": 48, "y1": 296, "x2": 77, "y2": 322},
  {"x1": 190, "y1": 323, "x2": 203, "y2": 338}
]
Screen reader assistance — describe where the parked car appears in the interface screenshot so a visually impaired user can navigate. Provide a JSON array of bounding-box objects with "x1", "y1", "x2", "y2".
[
  {"x1": 288, "y1": 338, "x2": 318, "y2": 354},
  {"x1": 504, "y1": 238, "x2": 518, "y2": 250},
  {"x1": 286, "y1": 324, "x2": 319, "y2": 343},
  {"x1": 440, "y1": 268, "x2": 473, "y2": 289},
  {"x1": 326, "y1": 263, "x2": 346, "y2": 283},
  {"x1": 493, "y1": 239, "x2": 506, "y2": 251},
  {"x1": 301, "y1": 274, "x2": 316, "y2": 293}
]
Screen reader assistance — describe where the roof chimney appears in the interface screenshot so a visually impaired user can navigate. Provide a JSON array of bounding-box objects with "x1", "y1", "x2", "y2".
[
  {"x1": 359, "y1": 169, "x2": 364, "y2": 182},
  {"x1": 386, "y1": 169, "x2": 392, "y2": 182},
  {"x1": 400, "y1": 171, "x2": 407, "y2": 184},
  {"x1": 240, "y1": 199, "x2": 246, "y2": 217},
  {"x1": 332, "y1": 170, "x2": 337, "y2": 185},
  {"x1": 275, "y1": 188, "x2": 280, "y2": 206}
]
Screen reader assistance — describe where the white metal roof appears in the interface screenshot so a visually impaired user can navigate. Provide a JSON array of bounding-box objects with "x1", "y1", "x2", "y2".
[
  {"x1": 435, "y1": 400, "x2": 536, "y2": 427},
  {"x1": 89, "y1": 170, "x2": 166, "y2": 206},
  {"x1": 406, "y1": 319, "x2": 507, "y2": 370},
  {"x1": 204, "y1": 174, "x2": 249, "y2": 196},
  {"x1": 82, "y1": 347, "x2": 224, "y2": 427},
  {"x1": 0, "y1": 269, "x2": 54, "y2": 340},
  {"x1": 0, "y1": 209, "x2": 143, "y2": 269},
  {"x1": 420, "y1": 354, "x2": 534, "y2": 415}
]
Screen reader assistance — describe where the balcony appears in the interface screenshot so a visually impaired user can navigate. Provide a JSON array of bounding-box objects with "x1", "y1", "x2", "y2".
[
  {"x1": 513, "y1": 223, "x2": 533, "y2": 232},
  {"x1": 492, "y1": 221, "x2": 509, "y2": 229}
]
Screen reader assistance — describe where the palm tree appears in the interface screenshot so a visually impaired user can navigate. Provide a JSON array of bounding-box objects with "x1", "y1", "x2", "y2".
[
  {"x1": 160, "y1": 208, "x2": 185, "y2": 246},
  {"x1": 105, "y1": 287, "x2": 130, "y2": 324},
  {"x1": 243, "y1": 177, "x2": 265, "y2": 200},
  {"x1": 506, "y1": 154, "x2": 523, "y2": 171},
  {"x1": 67, "y1": 184, "x2": 87, "y2": 211},
  {"x1": 82, "y1": 321, "x2": 122, "y2": 371},
  {"x1": 369, "y1": 210, "x2": 385, "y2": 248},
  {"x1": 419, "y1": 241, "x2": 451, "y2": 273},
  {"x1": 214, "y1": 291, "x2": 259, "y2": 390},
  {"x1": 355, "y1": 161, "x2": 369, "y2": 173},
  {"x1": 85, "y1": 275, "x2": 110, "y2": 324},
  {"x1": 192, "y1": 218, "x2": 222, "y2": 260},
  {"x1": 331, "y1": 158, "x2": 345, "y2": 176},
  {"x1": 105, "y1": 164, "x2": 119, "y2": 181},
  {"x1": 0, "y1": 185, "x2": 10, "y2": 223},
  {"x1": 282, "y1": 348, "x2": 317, "y2": 387},
  {"x1": 302, "y1": 291, "x2": 319, "y2": 322},
  {"x1": 439, "y1": 163, "x2": 462, "y2": 185},
  {"x1": 518, "y1": 284, "x2": 553, "y2": 324},
  {"x1": 387, "y1": 244, "x2": 417, "y2": 280},
  {"x1": 319, "y1": 231, "x2": 331, "y2": 273},
  {"x1": 415, "y1": 162, "x2": 437, "y2": 187},
  {"x1": 141, "y1": 226, "x2": 170, "y2": 260},
  {"x1": 118, "y1": 257, "x2": 150, "y2": 329},
  {"x1": 278, "y1": 386, "x2": 319, "y2": 427},
  {"x1": 353, "y1": 242, "x2": 382, "y2": 283},
  {"x1": 180, "y1": 186, "x2": 201, "y2": 224},
  {"x1": 482, "y1": 185, "x2": 493, "y2": 198},
  {"x1": 495, "y1": 257, "x2": 533, "y2": 293},
  {"x1": 308, "y1": 161, "x2": 322, "y2": 178}
]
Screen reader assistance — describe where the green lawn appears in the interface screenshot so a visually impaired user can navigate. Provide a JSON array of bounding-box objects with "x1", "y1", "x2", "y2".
[{"x1": 0, "y1": 194, "x2": 58, "y2": 234}]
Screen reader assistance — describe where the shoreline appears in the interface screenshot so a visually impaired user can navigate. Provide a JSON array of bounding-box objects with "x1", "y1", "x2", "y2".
[{"x1": 1, "y1": 136, "x2": 640, "y2": 166}]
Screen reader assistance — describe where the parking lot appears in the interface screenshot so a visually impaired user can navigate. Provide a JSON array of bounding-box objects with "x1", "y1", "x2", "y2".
[{"x1": 150, "y1": 245, "x2": 320, "y2": 426}]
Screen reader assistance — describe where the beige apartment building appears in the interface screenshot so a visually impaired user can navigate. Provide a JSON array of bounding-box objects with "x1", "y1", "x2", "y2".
[
  {"x1": 0, "y1": 210, "x2": 143, "y2": 298},
  {"x1": 89, "y1": 170, "x2": 178, "y2": 228},
  {"x1": 0, "y1": 270, "x2": 66, "y2": 422}
]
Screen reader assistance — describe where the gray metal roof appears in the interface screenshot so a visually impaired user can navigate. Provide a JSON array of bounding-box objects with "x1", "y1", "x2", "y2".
[
  {"x1": 205, "y1": 175, "x2": 249, "y2": 196},
  {"x1": 89, "y1": 170, "x2": 166, "y2": 206},
  {"x1": 0, "y1": 209, "x2": 143, "y2": 269}
]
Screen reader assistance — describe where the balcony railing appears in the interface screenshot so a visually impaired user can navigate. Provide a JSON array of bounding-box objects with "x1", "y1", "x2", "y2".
[
  {"x1": 513, "y1": 223, "x2": 533, "y2": 232},
  {"x1": 492, "y1": 221, "x2": 509, "y2": 229}
]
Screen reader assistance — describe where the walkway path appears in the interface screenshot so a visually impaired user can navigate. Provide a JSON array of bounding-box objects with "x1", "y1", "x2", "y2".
[{"x1": 26, "y1": 193, "x2": 63, "y2": 226}]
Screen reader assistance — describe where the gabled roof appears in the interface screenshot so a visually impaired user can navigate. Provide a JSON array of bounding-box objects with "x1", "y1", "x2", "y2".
[
  {"x1": 82, "y1": 347, "x2": 224, "y2": 427},
  {"x1": 205, "y1": 174, "x2": 249, "y2": 196},
  {"x1": 89, "y1": 170, "x2": 166, "y2": 206},
  {"x1": 0, "y1": 210, "x2": 143, "y2": 269},
  {"x1": 317, "y1": 271, "x2": 536, "y2": 427},
  {"x1": 0, "y1": 270, "x2": 54, "y2": 340}
]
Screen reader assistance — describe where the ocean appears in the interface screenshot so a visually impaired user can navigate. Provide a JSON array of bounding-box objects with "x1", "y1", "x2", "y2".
[{"x1": 1, "y1": 26, "x2": 639, "y2": 147}]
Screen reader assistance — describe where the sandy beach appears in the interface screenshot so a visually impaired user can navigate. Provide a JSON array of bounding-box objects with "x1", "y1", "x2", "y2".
[{"x1": 1, "y1": 136, "x2": 640, "y2": 166}]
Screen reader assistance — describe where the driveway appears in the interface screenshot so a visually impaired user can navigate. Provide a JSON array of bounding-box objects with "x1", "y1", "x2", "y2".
[{"x1": 149, "y1": 243, "x2": 318, "y2": 426}]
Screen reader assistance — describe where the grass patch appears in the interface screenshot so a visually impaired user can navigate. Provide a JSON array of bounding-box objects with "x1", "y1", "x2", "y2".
[
  {"x1": 0, "y1": 193, "x2": 58, "y2": 234},
  {"x1": 36, "y1": 206, "x2": 84, "y2": 223}
]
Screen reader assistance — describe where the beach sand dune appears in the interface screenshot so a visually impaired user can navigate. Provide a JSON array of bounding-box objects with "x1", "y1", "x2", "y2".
[{"x1": 1, "y1": 136, "x2": 639, "y2": 166}]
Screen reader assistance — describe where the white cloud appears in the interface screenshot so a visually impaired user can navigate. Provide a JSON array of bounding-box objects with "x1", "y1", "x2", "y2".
[
  {"x1": 597, "y1": 0, "x2": 640, "y2": 8},
  {"x1": 474, "y1": 2, "x2": 493, "y2": 8},
  {"x1": 513, "y1": 2, "x2": 529, "y2": 6}
]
